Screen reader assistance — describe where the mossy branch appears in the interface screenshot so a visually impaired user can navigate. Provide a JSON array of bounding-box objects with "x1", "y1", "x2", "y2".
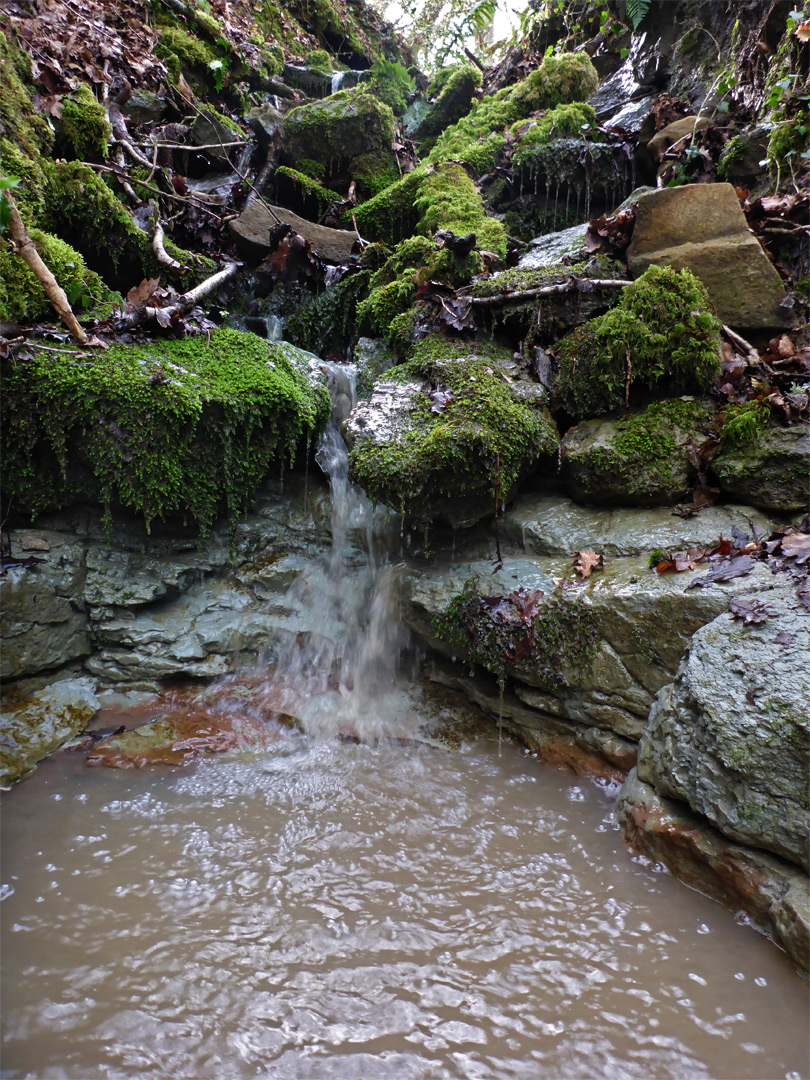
[
  {"x1": 469, "y1": 277, "x2": 633, "y2": 306},
  {"x1": 4, "y1": 190, "x2": 88, "y2": 344}
]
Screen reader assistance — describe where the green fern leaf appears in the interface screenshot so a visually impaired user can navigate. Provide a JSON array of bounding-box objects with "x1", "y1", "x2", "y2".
[{"x1": 626, "y1": 0, "x2": 650, "y2": 29}]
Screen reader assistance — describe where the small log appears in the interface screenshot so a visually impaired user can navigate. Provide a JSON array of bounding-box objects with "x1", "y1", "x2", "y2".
[
  {"x1": 116, "y1": 261, "x2": 241, "y2": 329},
  {"x1": 5, "y1": 192, "x2": 88, "y2": 343},
  {"x1": 721, "y1": 323, "x2": 760, "y2": 363}
]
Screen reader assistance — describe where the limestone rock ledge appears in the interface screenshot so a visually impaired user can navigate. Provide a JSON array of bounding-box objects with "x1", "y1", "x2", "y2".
[{"x1": 616, "y1": 770, "x2": 809, "y2": 975}]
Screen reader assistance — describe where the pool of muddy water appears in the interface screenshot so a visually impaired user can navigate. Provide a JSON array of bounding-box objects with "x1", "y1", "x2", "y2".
[{"x1": 1, "y1": 724, "x2": 808, "y2": 1080}]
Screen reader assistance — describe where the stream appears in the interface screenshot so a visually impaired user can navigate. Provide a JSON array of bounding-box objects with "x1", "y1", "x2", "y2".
[
  {"x1": 1, "y1": 737, "x2": 808, "y2": 1080},
  {"x1": 2, "y1": 362, "x2": 808, "y2": 1080}
]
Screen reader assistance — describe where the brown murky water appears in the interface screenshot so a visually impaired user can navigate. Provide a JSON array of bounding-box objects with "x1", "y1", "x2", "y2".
[{"x1": 1, "y1": 734, "x2": 808, "y2": 1080}]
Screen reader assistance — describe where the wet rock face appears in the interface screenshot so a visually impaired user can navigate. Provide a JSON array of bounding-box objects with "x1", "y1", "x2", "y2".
[
  {"x1": 637, "y1": 591, "x2": 810, "y2": 872},
  {"x1": 0, "y1": 678, "x2": 99, "y2": 784},
  {"x1": 400, "y1": 550, "x2": 785, "y2": 749},
  {"x1": 626, "y1": 183, "x2": 794, "y2": 329},
  {"x1": 711, "y1": 425, "x2": 810, "y2": 513},
  {"x1": 1, "y1": 532, "x2": 90, "y2": 679},
  {"x1": 616, "y1": 770, "x2": 809, "y2": 975},
  {"x1": 229, "y1": 202, "x2": 357, "y2": 263}
]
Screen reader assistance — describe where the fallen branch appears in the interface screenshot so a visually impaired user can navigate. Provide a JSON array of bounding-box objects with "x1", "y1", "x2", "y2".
[
  {"x1": 470, "y1": 277, "x2": 633, "y2": 306},
  {"x1": 464, "y1": 47, "x2": 485, "y2": 73},
  {"x1": 116, "y1": 261, "x2": 241, "y2": 329},
  {"x1": 79, "y1": 161, "x2": 225, "y2": 219},
  {"x1": 152, "y1": 222, "x2": 187, "y2": 273},
  {"x1": 113, "y1": 147, "x2": 143, "y2": 205},
  {"x1": 721, "y1": 323, "x2": 759, "y2": 363},
  {"x1": 244, "y1": 144, "x2": 279, "y2": 209},
  {"x1": 5, "y1": 192, "x2": 88, "y2": 343},
  {"x1": 148, "y1": 139, "x2": 247, "y2": 151}
]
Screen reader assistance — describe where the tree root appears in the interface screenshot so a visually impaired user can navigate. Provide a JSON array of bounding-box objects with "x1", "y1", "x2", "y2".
[{"x1": 469, "y1": 278, "x2": 633, "y2": 306}]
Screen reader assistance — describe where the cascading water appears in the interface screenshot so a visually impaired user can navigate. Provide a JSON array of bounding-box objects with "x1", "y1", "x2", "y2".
[{"x1": 250, "y1": 357, "x2": 415, "y2": 741}]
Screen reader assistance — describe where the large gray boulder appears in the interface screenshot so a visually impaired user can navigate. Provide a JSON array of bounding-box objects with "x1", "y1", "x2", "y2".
[
  {"x1": 626, "y1": 183, "x2": 794, "y2": 329},
  {"x1": 637, "y1": 589, "x2": 810, "y2": 871}
]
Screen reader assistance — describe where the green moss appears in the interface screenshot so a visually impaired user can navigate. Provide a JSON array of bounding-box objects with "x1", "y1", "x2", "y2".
[
  {"x1": 508, "y1": 52, "x2": 599, "y2": 115},
  {"x1": 42, "y1": 161, "x2": 208, "y2": 287},
  {"x1": 155, "y1": 25, "x2": 216, "y2": 79},
  {"x1": 0, "y1": 30, "x2": 53, "y2": 165},
  {"x1": 57, "y1": 84, "x2": 112, "y2": 160},
  {"x1": 427, "y1": 94, "x2": 513, "y2": 173},
  {"x1": 0, "y1": 137, "x2": 47, "y2": 222},
  {"x1": 432, "y1": 576, "x2": 599, "y2": 690},
  {"x1": 555, "y1": 266, "x2": 722, "y2": 418},
  {"x1": 2, "y1": 329, "x2": 331, "y2": 534},
  {"x1": 0, "y1": 229, "x2": 118, "y2": 323},
  {"x1": 580, "y1": 399, "x2": 711, "y2": 498},
  {"x1": 285, "y1": 269, "x2": 371, "y2": 354},
  {"x1": 297, "y1": 158, "x2": 326, "y2": 180},
  {"x1": 415, "y1": 63, "x2": 481, "y2": 147},
  {"x1": 348, "y1": 336, "x2": 558, "y2": 524},
  {"x1": 350, "y1": 161, "x2": 506, "y2": 254},
  {"x1": 307, "y1": 48, "x2": 334, "y2": 71},
  {"x1": 367, "y1": 59, "x2": 415, "y2": 117},
  {"x1": 282, "y1": 87, "x2": 397, "y2": 181},
  {"x1": 274, "y1": 165, "x2": 341, "y2": 217},
  {"x1": 512, "y1": 102, "x2": 596, "y2": 166},
  {"x1": 721, "y1": 400, "x2": 771, "y2": 447},
  {"x1": 351, "y1": 153, "x2": 401, "y2": 199}
]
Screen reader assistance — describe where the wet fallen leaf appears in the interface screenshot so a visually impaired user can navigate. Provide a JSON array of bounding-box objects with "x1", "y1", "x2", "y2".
[
  {"x1": 573, "y1": 550, "x2": 604, "y2": 578},
  {"x1": 688, "y1": 554, "x2": 756, "y2": 588},
  {"x1": 509, "y1": 587, "x2": 544, "y2": 626},
  {"x1": 126, "y1": 277, "x2": 161, "y2": 306},
  {"x1": 774, "y1": 631, "x2": 796, "y2": 647},
  {"x1": 780, "y1": 532, "x2": 810, "y2": 565},
  {"x1": 728, "y1": 597, "x2": 778, "y2": 625},
  {"x1": 428, "y1": 385, "x2": 455, "y2": 413},
  {"x1": 674, "y1": 547, "x2": 706, "y2": 572}
]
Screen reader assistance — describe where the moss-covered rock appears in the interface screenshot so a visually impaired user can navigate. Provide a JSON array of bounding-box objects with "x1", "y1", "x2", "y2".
[
  {"x1": 155, "y1": 24, "x2": 217, "y2": 82},
  {"x1": 0, "y1": 30, "x2": 53, "y2": 221},
  {"x1": 280, "y1": 87, "x2": 396, "y2": 191},
  {"x1": 344, "y1": 335, "x2": 558, "y2": 528},
  {"x1": 350, "y1": 161, "x2": 506, "y2": 254},
  {"x1": 412, "y1": 63, "x2": 481, "y2": 148},
  {"x1": 274, "y1": 165, "x2": 342, "y2": 219},
  {"x1": 1, "y1": 330, "x2": 331, "y2": 534},
  {"x1": 712, "y1": 423, "x2": 810, "y2": 513},
  {"x1": 0, "y1": 228, "x2": 119, "y2": 323},
  {"x1": 426, "y1": 53, "x2": 599, "y2": 175},
  {"x1": 512, "y1": 102, "x2": 597, "y2": 167},
  {"x1": 555, "y1": 266, "x2": 721, "y2": 419},
  {"x1": 56, "y1": 83, "x2": 112, "y2": 161},
  {"x1": 41, "y1": 161, "x2": 212, "y2": 289},
  {"x1": 559, "y1": 400, "x2": 715, "y2": 507}
]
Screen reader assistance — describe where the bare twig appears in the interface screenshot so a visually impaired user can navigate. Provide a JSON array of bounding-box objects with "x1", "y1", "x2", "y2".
[
  {"x1": 5, "y1": 191, "x2": 87, "y2": 343},
  {"x1": 116, "y1": 261, "x2": 242, "y2": 329},
  {"x1": 464, "y1": 47, "x2": 485, "y2": 73},
  {"x1": 244, "y1": 146, "x2": 277, "y2": 209},
  {"x1": 113, "y1": 147, "x2": 143, "y2": 205},
  {"x1": 148, "y1": 139, "x2": 248, "y2": 151},
  {"x1": 79, "y1": 161, "x2": 225, "y2": 219},
  {"x1": 152, "y1": 221, "x2": 187, "y2": 272},
  {"x1": 721, "y1": 323, "x2": 759, "y2": 362},
  {"x1": 470, "y1": 278, "x2": 633, "y2": 306}
]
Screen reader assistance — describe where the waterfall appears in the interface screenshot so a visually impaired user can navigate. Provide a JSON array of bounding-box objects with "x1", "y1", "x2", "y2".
[
  {"x1": 253, "y1": 358, "x2": 412, "y2": 740},
  {"x1": 331, "y1": 70, "x2": 346, "y2": 94}
]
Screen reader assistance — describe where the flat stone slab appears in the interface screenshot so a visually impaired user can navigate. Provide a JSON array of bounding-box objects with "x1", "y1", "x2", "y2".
[
  {"x1": 626, "y1": 183, "x2": 794, "y2": 329},
  {"x1": 229, "y1": 201, "x2": 358, "y2": 263},
  {"x1": 501, "y1": 495, "x2": 780, "y2": 557}
]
